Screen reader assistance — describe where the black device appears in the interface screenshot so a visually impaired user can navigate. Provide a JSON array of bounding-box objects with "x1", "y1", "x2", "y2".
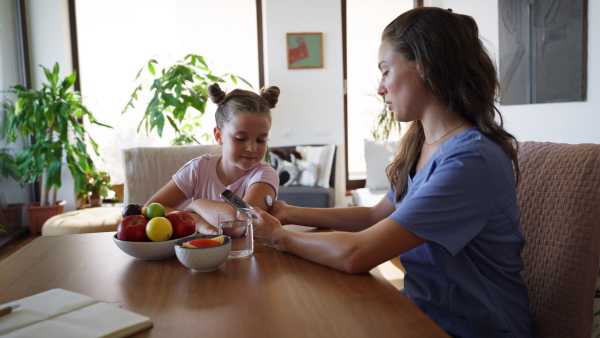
[{"x1": 220, "y1": 189, "x2": 257, "y2": 219}]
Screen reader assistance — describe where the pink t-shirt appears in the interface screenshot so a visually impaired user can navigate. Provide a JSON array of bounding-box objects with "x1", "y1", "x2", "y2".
[{"x1": 172, "y1": 154, "x2": 279, "y2": 202}]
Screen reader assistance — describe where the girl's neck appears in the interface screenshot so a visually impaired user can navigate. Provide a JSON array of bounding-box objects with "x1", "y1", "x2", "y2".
[{"x1": 216, "y1": 157, "x2": 247, "y2": 187}]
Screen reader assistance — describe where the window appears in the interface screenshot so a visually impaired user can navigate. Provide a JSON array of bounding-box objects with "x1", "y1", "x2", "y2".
[
  {"x1": 0, "y1": 0, "x2": 30, "y2": 208},
  {"x1": 343, "y1": 0, "x2": 412, "y2": 190},
  {"x1": 74, "y1": 0, "x2": 259, "y2": 185}
]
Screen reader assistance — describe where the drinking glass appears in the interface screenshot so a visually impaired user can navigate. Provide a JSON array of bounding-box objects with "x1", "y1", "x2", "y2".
[{"x1": 217, "y1": 213, "x2": 253, "y2": 258}]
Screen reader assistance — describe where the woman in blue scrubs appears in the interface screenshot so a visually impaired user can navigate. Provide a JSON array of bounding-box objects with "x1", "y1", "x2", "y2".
[{"x1": 252, "y1": 7, "x2": 532, "y2": 337}]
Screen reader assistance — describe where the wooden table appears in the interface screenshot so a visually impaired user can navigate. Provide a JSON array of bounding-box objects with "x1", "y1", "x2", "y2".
[{"x1": 0, "y1": 231, "x2": 448, "y2": 337}]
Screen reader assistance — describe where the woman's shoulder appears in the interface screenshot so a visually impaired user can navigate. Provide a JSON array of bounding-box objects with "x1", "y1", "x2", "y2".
[
  {"x1": 438, "y1": 127, "x2": 512, "y2": 169},
  {"x1": 441, "y1": 128, "x2": 500, "y2": 154}
]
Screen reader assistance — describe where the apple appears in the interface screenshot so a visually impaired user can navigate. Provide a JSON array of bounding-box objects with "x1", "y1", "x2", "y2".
[
  {"x1": 122, "y1": 203, "x2": 143, "y2": 218},
  {"x1": 166, "y1": 211, "x2": 196, "y2": 239},
  {"x1": 117, "y1": 215, "x2": 149, "y2": 241}
]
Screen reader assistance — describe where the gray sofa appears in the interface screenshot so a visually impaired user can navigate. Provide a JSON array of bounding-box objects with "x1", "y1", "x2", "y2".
[{"x1": 270, "y1": 145, "x2": 336, "y2": 208}]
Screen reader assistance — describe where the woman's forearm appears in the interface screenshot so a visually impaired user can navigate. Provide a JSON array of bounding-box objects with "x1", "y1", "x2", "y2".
[{"x1": 286, "y1": 206, "x2": 380, "y2": 232}]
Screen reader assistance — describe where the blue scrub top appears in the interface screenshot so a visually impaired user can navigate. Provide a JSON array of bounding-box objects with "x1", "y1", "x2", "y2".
[{"x1": 388, "y1": 128, "x2": 532, "y2": 337}]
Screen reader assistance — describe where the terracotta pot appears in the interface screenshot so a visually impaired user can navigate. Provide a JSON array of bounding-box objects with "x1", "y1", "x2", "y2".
[
  {"x1": 89, "y1": 195, "x2": 102, "y2": 207},
  {"x1": 0, "y1": 203, "x2": 24, "y2": 235},
  {"x1": 25, "y1": 200, "x2": 67, "y2": 234}
]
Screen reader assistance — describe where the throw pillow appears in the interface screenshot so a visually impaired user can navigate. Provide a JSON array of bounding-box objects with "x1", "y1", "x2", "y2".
[
  {"x1": 364, "y1": 139, "x2": 397, "y2": 191},
  {"x1": 296, "y1": 159, "x2": 318, "y2": 187},
  {"x1": 268, "y1": 150, "x2": 300, "y2": 186},
  {"x1": 295, "y1": 145, "x2": 335, "y2": 189}
]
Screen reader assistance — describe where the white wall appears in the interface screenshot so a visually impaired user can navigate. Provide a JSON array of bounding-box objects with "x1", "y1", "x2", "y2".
[
  {"x1": 263, "y1": 0, "x2": 347, "y2": 205},
  {"x1": 427, "y1": 0, "x2": 600, "y2": 144}
]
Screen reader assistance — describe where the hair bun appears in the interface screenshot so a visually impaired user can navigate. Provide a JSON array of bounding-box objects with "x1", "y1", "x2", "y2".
[
  {"x1": 260, "y1": 86, "x2": 281, "y2": 109},
  {"x1": 208, "y1": 83, "x2": 226, "y2": 105}
]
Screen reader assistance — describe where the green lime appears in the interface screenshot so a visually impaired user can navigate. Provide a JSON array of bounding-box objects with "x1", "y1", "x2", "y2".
[{"x1": 145, "y1": 202, "x2": 166, "y2": 219}]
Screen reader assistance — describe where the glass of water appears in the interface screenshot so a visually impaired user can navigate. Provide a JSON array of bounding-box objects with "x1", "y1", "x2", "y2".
[{"x1": 217, "y1": 213, "x2": 253, "y2": 258}]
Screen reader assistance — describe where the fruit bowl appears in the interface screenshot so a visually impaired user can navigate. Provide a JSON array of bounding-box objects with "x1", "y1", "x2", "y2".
[
  {"x1": 174, "y1": 235, "x2": 232, "y2": 272},
  {"x1": 113, "y1": 233, "x2": 196, "y2": 260}
]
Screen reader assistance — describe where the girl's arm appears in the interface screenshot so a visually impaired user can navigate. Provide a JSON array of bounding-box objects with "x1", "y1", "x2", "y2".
[
  {"x1": 184, "y1": 182, "x2": 277, "y2": 228},
  {"x1": 144, "y1": 180, "x2": 217, "y2": 234},
  {"x1": 251, "y1": 205, "x2": 425, "y2": 274},
  {"x1": 144, "y1": 179, "x2": 188, "y2": 213}
]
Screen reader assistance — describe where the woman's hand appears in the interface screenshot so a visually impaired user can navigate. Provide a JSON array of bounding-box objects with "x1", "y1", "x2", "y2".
[
  {"x1": 268, "y1": 200, "x2": 292, "y2": 224},
  {"x1": 250, "y1": 207, "x2": 284, "y2": 250}
]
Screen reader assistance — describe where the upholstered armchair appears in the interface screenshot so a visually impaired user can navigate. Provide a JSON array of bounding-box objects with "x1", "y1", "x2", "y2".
[
  {"x1": 122, "y1": 145, "x2": 222, "y2": 207},
  {"x1": 516, "y1": 141, "x2": 600, "y2": 337}
]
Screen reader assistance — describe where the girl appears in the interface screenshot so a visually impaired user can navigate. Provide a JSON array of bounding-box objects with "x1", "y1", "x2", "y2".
[
  {"x1": 145, "y1": 83, "x2": 280, "y2": 235},
  {"x1": 251, "y1": 7, "x2": 532, "y2": 337}
]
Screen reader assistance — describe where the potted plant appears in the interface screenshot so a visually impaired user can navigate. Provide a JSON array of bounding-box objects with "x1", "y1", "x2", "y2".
[
  {"x1": 369, "y1": 92, "x2": 401, "y2": 141},
  {"x1": 122, "y1": 54, "x2": 251, "y2": 145},
  {"x1": 1, "y1": 63, "x2": 112, "y2": 233},
  {"x1": 0, "y1": 147, "x2": 24, "y2": 235},
  {"x1": 83, "y1": 170, "x2": 112, "y2": 207}
]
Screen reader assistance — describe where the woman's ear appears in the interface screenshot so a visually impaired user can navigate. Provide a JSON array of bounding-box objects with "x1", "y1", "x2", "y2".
[{"x1": 214, "y1": 126, "x2": 223, "y2": 145}]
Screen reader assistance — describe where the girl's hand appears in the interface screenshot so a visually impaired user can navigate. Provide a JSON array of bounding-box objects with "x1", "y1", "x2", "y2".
[
  {"x1": 196, "y1": 221, "x2": 219, "y2": 235},
  {"x1": 186, "y1": 211, "x2": 219, "y2": 235},
  {"x1": 250, "y1": 207, "x2": 284, "y2": 249},
  {"x1": 268, "y1": 200, "x2": 292, "y2": 224}
]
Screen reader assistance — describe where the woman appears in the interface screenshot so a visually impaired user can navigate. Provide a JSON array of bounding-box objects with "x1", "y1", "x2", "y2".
[{"x1": 250, "y1": 7, "x2": 532, "y2": 337}]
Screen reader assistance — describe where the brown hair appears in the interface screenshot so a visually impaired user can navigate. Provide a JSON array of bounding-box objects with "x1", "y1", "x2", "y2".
[
  {"x1": 208, "y1": 83, "x2": 281, "y2": 128},
  {"x1": 382, "y1": 7, "x2": 520, "y2": 202}
]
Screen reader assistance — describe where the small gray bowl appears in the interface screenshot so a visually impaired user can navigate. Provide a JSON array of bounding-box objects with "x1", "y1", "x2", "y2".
[{"x1": 174, "y1": 234, "x2": 232, "y2": 272}]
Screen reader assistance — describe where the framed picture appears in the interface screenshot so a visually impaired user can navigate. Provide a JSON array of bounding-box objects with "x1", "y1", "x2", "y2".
[{"x1": 286, "y1": 33, "x2": 323, "y2": 69}]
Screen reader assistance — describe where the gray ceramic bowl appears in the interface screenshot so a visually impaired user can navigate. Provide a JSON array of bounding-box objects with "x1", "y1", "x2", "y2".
[
  {"x1": 113, "y1": 233, "x2": 196, "y2": 260},
  {"x1": 174, "y1": 234, "x2": 232, "y2": 272}
]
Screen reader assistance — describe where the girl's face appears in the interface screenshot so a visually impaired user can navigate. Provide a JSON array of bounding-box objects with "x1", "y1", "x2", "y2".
[
  {"x1": 377, "y1": 40, "x2": 431, "y2": 122},
  {"x1": 214, "y1": 112, "x2": 271, "y2": 171}
]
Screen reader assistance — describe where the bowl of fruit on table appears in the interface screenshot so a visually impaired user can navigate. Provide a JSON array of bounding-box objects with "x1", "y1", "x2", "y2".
[
  {"x1": 175, "y1": 235, "x2": 232, "y2": 272},
  {"x1": 113, "y1": 202, "x2": 197, "y2": 260}
]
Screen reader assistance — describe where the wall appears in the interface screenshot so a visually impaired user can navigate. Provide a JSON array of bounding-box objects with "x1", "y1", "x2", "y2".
[
  {"x1": 427, "y1": 0, "x2": 599, "y2": 144},
  {"x1": 263, "y1": 0, "x2": 347, "y2": 205},
  {"x1": 7, "y1": 0, "x2": 599, "y2": 211}
]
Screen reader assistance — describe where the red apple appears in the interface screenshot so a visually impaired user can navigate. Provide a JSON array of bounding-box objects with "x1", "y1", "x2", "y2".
[
  {"x1": 117, "y1": 215, "x2": 149, "y2": 241},
  {"x1": 166, "y1": 211, "x2": 196, "y2": 239}
]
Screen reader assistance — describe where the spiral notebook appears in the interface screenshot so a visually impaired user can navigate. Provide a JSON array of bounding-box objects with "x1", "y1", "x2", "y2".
[{"x1": 0, "y1": 289, "x2": 152, "y2": 338}]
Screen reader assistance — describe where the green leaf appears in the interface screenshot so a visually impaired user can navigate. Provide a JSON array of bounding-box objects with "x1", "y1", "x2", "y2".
[{"x1": 62, "y1": 71, "x2": 77, "y2": 90}]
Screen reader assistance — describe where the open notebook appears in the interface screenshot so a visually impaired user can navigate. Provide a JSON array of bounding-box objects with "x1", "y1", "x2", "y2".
[{"x1": 0, "y1": 289, "x2": 152, "y2": 338}]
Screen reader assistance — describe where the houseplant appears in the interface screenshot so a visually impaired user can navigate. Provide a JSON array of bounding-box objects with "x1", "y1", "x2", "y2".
[
  {"x1": 122, "y1": 54, "x2": 251, "y2": 145},
  {"x1": 369, "y1": 92, "x2": 401, "y2": 141},
  {"x1": 80, "y1": 170, "x2": 112, "y2": 207},
  {"x1": 1, "y1": 62, "x2": 112, "y2": 232}
]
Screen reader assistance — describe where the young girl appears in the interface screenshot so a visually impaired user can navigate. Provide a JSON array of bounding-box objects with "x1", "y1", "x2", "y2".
[
  {"x1": 145, "y1": 83, "x2": 280, "y2": 234},
  {"x1": 251, "y1": 7, "x2": 532, "y2": 337}
]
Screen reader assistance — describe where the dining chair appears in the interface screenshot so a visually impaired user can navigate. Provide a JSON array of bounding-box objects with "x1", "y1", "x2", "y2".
[
  {"x1": 516, "y1": 141, "x2": 600, "y2": 338},
  {"x1": 121, "y1": 145, "x2": 222, "y2": 206}
]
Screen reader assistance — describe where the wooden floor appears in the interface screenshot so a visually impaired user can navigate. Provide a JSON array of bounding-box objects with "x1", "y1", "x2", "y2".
[{"x1": 0, "y1": 230, "x2": 40, "y2": 263}]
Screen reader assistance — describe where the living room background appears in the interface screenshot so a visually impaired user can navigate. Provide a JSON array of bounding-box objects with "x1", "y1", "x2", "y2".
[{"x1": 2, "y1": 0, "x2": 599, "y2": 214}]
